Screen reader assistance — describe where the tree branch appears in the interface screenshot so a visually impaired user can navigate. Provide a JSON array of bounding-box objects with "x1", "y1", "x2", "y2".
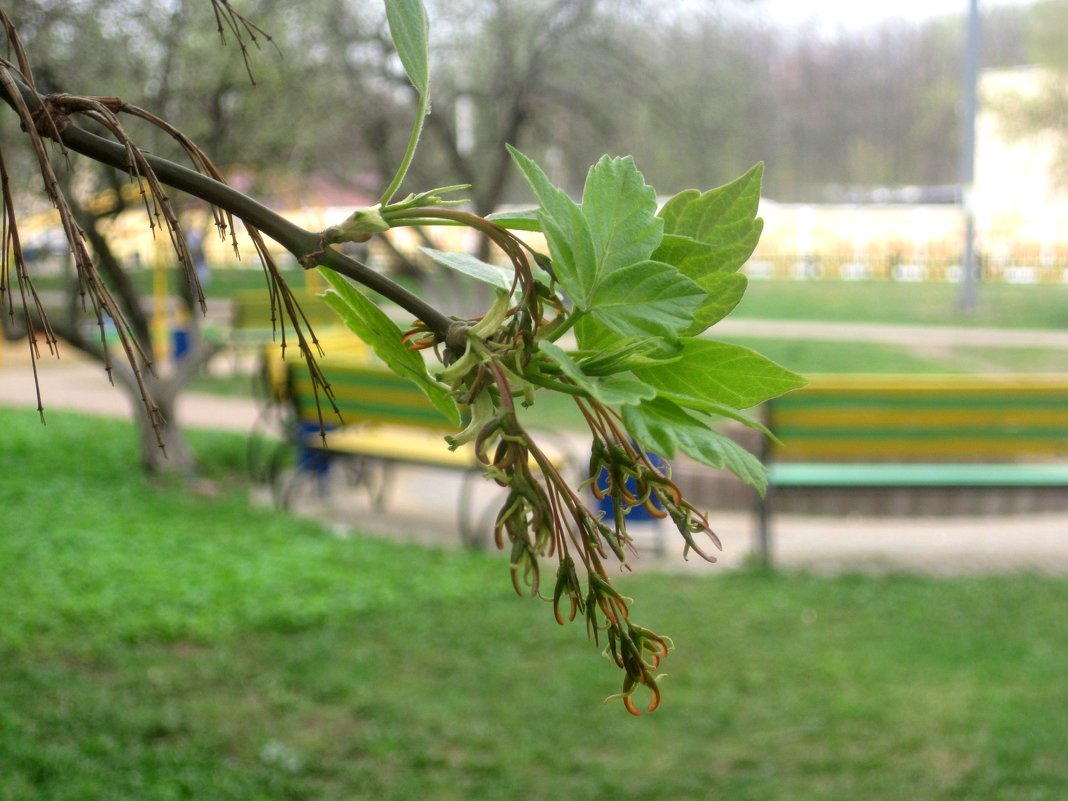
[
  {"x1": 67, "y1": 186, "x2": 153, "y2": 348},
  {"x1": 0, "y1": 72, "x2": 456, "y2": 341}
]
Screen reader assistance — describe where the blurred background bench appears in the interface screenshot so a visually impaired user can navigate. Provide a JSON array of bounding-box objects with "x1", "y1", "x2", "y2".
[{"x1": 758, "y1": 374, "x2": 1068, "y2": 564}]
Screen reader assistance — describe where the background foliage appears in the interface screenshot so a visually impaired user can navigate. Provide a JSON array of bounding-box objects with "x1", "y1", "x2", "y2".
[{"x1": 3, "y1": 0, "x2": 1043, "y2": 204}]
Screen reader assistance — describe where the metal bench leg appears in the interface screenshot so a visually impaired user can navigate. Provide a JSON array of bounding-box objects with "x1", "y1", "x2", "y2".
[
  {"x1": 267, "y1": 441, "x2": 298, "y2": 509},
  {"x1": 755, "y1": 486, "x2": 773, "y2": 568},
  {"x1": 372, "y1": 461, "x2": 396, "y2": 511},
  {"x1": 271, "y1": 447, "x2": 333, "y2": 510},
  {"x1": 458, "y1": 469, "x2": 483, "y2": 549}
]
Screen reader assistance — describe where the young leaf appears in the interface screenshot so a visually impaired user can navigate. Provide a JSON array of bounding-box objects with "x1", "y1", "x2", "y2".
[
  {"x1": 508, "y1": 145, "x2": 597, "y2": 306},
  {"x1": 379, "y1": 0, "x2": 432, "y2": 205},
  {"x1": 319, "y1": 267, "x2": 460, "y2": 426},
  {"x1": 659, "y1": 163, "x2": 764, "y2": 247},
  {"x1": 652, "y1": 234, "x2": 749, "y2": 334},
  {"x1": 655, "y1": 165, "x2": 763, "y2": 324},
  {"x1": 385, "y1": 0, "x2": 430, "y2": 99},
  {"x1": 581, "y1": 155, "x2": 663, "y2": 276},
  {"x1": 687, "y1": 272, "x2": 748, "y2": 334},
  {"x1": 652, "y1": 234, "x2": 717, "y2": 275},
  {"x1": 686, "y1": 400, "x2": 775, "y2": 436},
  {"x1": 657, "y1": 189, "x2": 699, "y2": 235},
  {"x1": 485, "y1": 208, "x2": 542, "y2": 232},
  {"x1": 573, "y1": 338, "x2": 681, "y2": 376},
  {"x1": 653, "y1": 230, "x2": 761, "y2": 279},
  {"x1": 634, "y1": 338, "x2": 806, "y2": 411},
  {"x1": 420, "y1": 247, "x2": 512, "y2": 291},
  {"x1": 538, "y1": 341, "x2": 657, "y2": 406},
  {"x1": 576, "y1": 260, "x2": 705, "y2": 350},
  {"x1": 622, "y1": 398, "x2": 768, "y2": 492}
]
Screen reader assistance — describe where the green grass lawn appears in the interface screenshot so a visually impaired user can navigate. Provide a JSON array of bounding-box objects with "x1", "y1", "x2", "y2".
[
  {"x1": 718, "y1": 337, "x2": 1068, "y2": 376},
  {"x1": 39, "y1": 267, "x2": 1068, "y2": 329},
  {"x1": 32, "y1": 265, "x2": 311, "y2": 300},
  {"x1": 735, "y1": 279, "x2": 1068, "y2": 330},
  {"x1": 2, "y1": 408, "x2": 1068, "y2": 800}
]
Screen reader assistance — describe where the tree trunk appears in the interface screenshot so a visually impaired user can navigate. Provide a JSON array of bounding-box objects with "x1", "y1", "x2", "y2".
[
  {"x1": 60, "y1": 182, "x2": 218, "y2": 475},
  {"x1": 132, "y1": 373, "x2": 196, "y2": 473},
  {"x1": 116, "y1": 337, "x2": 220, "y2": 475},
  {"x1": 37, "y1": 311, "x2": 215, "y2": 475}
]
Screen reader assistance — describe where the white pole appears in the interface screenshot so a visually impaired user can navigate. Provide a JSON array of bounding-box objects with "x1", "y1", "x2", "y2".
[{"x1": 960, "y1": 0, "x2": 981, "y2": 311}]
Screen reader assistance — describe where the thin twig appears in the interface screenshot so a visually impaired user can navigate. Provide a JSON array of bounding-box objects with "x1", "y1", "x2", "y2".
[{"x1": 208, "y1": 0, "x2": 281, "y2": 85}]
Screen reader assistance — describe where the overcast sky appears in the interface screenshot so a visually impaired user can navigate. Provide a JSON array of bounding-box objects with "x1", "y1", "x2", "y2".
[{"x1": 754, "y1": 0, "x2": 1035, "y2": 31}]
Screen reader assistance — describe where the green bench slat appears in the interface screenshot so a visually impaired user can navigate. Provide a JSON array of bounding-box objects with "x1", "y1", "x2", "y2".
[
  {"x1": 768, "y1": 375, "x2": 1068, "y2": 465},
  {"x1": 288, "y1": 364, "x2": 458, "y2": 432},
  {"x1": 770, "y1": 436, "x2": 1068, "y2": 461},
  {"x1": 778, "y1": 395, "x2": 1068, "y2": 411},
  {"x1": 228, "y1": 290, "x2": 344, "y2": 347},
  {"x1": 768, "y1": 462, "x2": 1068, "y2": 488}
]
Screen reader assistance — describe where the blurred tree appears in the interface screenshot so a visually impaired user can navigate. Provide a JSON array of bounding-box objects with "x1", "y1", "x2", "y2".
[
  {"x1": 609, "y1": 12, "x2": 777, "y2": 196},
  {"x1": 1026, "y1": 0, "x2": 1068, "y2": 71},
  {"x1": 417, "y1": 1, "x2": 657, "y2": 215},
  {"x1": 3, "y1": 0, "x2": 409, "y2": 470},
  {"x1": 757, "y1": 19, "x2": 965, "y2": 198},
  {"x1": 640, "y1": 4, "x2": 1027, "y2": 200}
]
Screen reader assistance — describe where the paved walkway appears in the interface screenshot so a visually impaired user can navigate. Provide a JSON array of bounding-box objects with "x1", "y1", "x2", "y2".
[
  {"x1": 3, "y1": 329, "x2": 1067, "y2": 574},
  {"x1": 0, "y1": 347, "x2": 264, "y2": 434}
]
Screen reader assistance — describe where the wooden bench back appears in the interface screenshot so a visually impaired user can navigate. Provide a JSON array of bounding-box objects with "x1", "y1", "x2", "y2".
[
  {"x1": 285, "y1": 357, "x2": 459, "y2": 432},
  {"x1": 768, "y1": 375, "x2": 1068, "y2": 463},
  {"x1": 231, "y1": 289, "x2": 341, "y2": 332}
]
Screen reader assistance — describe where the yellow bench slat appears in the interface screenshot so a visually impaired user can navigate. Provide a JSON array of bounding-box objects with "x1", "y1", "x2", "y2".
[{"x1": 309, "y1": 425, "x2": 478, "y2": 469}]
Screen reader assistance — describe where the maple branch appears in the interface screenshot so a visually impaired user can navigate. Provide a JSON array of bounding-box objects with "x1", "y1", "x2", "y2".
[{"x1": 0, "y1": 72, "x2": 455, "y2": 341}]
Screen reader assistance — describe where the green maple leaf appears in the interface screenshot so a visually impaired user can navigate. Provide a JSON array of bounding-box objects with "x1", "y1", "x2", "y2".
[
  {"x1": 319, "y1": 268, "x2": 460, "y2": 427},
  {"x1": 634, "y1": 338, "x2": 806, "y2": 412}
]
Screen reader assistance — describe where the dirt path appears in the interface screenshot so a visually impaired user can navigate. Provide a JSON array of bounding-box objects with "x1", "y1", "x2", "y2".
[{"x1": 0, "y1": 350, "x2": 263, "y2": 434}]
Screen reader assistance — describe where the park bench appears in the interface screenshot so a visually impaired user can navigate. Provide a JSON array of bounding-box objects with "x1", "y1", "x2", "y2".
[
  {"x1": 211, "y1": 287, "x2": 355, "y2": 377},
  {"x1": 269, "y1": 353, "x2": 572, "y2": 546},
  {"x1": 757, "y1": 374, "x2": 1068, "y2": 563},
  {"x1": 227, "y1": 289, "x2": 343, "y2": 349}
]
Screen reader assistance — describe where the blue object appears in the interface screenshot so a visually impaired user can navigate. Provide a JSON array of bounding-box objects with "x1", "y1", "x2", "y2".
[
  {"x1": 296, "y1": 422, "x2": 334, "y2": 476},
  {"x1": 172, "y1": 328, "x2": 189, "y2": 360},
  {"x1": 594, "y1": 450, "x2": 668, "y2": 522}
]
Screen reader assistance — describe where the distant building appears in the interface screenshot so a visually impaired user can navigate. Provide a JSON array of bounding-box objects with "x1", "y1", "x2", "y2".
[
  {"x1": 976, "y1": 66, "x2": 1067, "y2": 213},
  {"x1": 746, "y1": 66, "x2": 1068, "y2": 282},
  {"x1": 972, "y1": 66, "x2": 1068, "y2": 275}
]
